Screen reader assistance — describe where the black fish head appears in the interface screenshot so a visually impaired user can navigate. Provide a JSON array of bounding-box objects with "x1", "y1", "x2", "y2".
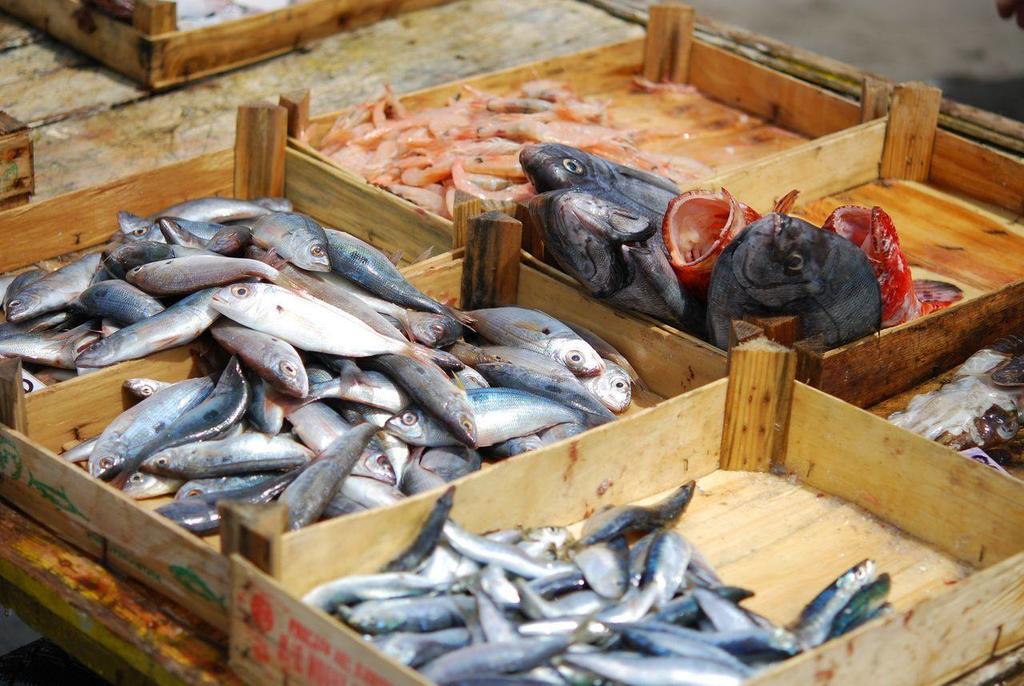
[
  {"x1": 532, "y1": 189, "x2": 655, "y2": 245},
  {"x1": 707, "y1": 213, "x2": 881, "y2": 349},
  {"x1": 520, "y1": 143, "x2": 609, "y2": 192}
]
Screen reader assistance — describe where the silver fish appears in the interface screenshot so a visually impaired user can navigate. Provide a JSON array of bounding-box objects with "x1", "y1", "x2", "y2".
[
  {"x1": 372, "y1": 628, "x2": 471, "y2": 669},
  {"x1": 468, "y1": 307, "x2": 604, "y2": 376},
  {"x1": 152, "y1": 196, "x2": 290, "y2": 223},
  {"x1": 142, "y1": 433, "x2": 314, "y2": 479},
  {"x1": 250, "y1": 212, "x2": 330, "y2": 272},
  {"x1": 175, "y1": 473, "x2": 277, "y2": 500},
  {"x1": 61, "y1": 436, "x2": 98, "y2": 463},
  {"x1": 560, "y1": 651, "x2": 745, "y2": 686},
  {"x1": 121, "y1": 472, "x2": 184, "y2": 500},
  {"x1": 583, "y1": 361, "x2": 633, "y2": 414},
  {"x1": 420, "y1": 637, "x2": 571, "y2": 683},
  {"x1": 75, "y1": 289, "x2": 220, "y2": 368},
  {"x1": 124, "y1": 378, "x2": 173, "y2": 399},
  {"x1": 442, "y1": 521, "x2": 575, "y2": 579},
  {"x1": 6, "y1": 253, "x2": 101, "y2": 322},
  {"x1": 212, "y1": 320, "x2": 308, "y2": 398},
  {"x1": 126, "y1": 255, "x2": 280, "y2": 296},
  {"x1": 75, "y1": 280, "x2": 165, "y2": 325}
]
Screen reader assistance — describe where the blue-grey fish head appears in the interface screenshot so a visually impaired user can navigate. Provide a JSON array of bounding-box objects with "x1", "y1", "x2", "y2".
[{"x1": 520, "y1": 143, "x2": 610, "y2": 192}]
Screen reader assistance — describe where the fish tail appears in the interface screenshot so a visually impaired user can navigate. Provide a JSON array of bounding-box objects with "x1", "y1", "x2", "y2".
[{"x1": 913, "y1": 279, "x2": 963, "y2": 312}]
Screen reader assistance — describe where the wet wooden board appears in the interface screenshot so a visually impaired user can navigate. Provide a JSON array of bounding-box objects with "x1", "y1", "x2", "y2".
[{"x1": 0, "y1": 0, "x2": 643, "y2": 200}]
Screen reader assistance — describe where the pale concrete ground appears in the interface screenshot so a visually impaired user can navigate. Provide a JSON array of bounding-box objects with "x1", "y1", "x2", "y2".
[{"x1": 674, "y1": 0, "x2": 1024, "y2": 119}]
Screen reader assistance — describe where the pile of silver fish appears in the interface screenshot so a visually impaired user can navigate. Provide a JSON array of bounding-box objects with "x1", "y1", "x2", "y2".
[
  {"x1": 84, "y1": 0, "x2": 302, "y2": 30},
  {"x1": 304, "y1": 486, "x2": 892, "y2": 685},
  {"x1": 4, "y1": 195, "x2": 643, "y2": 533},
  {"x1": 890, "y1": 334, "x2": 1024, "y2": 451},
  {"x1": 523, "y1": 143, "x2": 884, "y2": 349}
]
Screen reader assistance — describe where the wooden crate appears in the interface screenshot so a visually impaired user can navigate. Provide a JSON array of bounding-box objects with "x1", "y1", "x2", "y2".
[
  {"x1": 0, "y1": 111, "x2": 32, "y2": 210},
  {"x1": 0, "y1": 0, "x2": 454, "y2": 90},
  {"x1": 701, "y1": 83, "x2": 1024, "y2": 409},
  {"x1": 226, "y1": 338, "x2": 1024, "y2": 686},
  {"x1": 284, "y1": 4, "x2": 864, "y2": 257},
  {"x1": 0, "y1": 241, "x2": 725, "y2": 630}
]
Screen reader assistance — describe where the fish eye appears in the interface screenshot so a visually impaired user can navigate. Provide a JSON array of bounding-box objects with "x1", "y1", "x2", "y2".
[
  {"x1": 129, "y1": 473, "x2": 143, "y2": 484},
  {"x1": 186, "y1": 489, "x2": 202, "y2": 498},
  {"x1": 279, "y1": 361, "x2": 297, "y2": 376},
  {"x1": 568, "y1": 351, "x2": 583, "y2": 364},
  {"x1": 132, "y1": 228, "x2": 148, "y2": 236},
  {"x1": 99, "y1": 457, "x2": 114, "y2": 469},
  {"x1": 562, "y1": 158, "x2": 584, "y2": 174},
  {"x1": 157, "y1": 457, "x2": 168, "y2": 467},
  {"x1": 310, "y1": 245, "x2": 325, "y2": 257},
  {"x1": 230, "y1": 284, "x2": 251, "y2": 298},
  {"x1": 614, "y1": 380, "x2": 627, "y2": 390},
  {"x1": 784, "y1": 252, "x2": 804, "y2": 274},
  {"x1": 430, "y1": 324, "x2": 445, "y2": 336},
  {"x1": 141, "y1": 387, "x2": 153, "y2": 396},
  {"x1": 6, "y1": 299, "x2": 19, "y2": 309},
  {"x1": 401, "y1": 411, "x2": 417, "y2": 426}
]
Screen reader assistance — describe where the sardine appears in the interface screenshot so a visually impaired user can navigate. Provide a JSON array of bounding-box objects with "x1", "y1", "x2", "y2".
[
  {"x1": 153, "y1": 196, "x2": 290, "y2": 223},
  {"x1": 642, "y1": 531, "x2": 691, "y2": 606},
  {"x1": 442, "y1": 521, "x2": 575, "y2": 579},
  {"x1": 580, "y1": 481, "x2": 695, "y2": 545},
  {"x1": 420, "y1": 637, "x2": 570, "y2": 683},
  {"x1": 0, "y1": 322, "x2": 99, "y2": 369},
  {"x1": 75, "y1": 280, "x2": 165, "y2": 325},
  {"x1": 175, "y1": 473, "x2": 277, "y2": 500},
  {"x1": 6, "y1": 253, "x2": 101, "y2": 322},
  {"x1": 372, "y1": 628, "x2": 471, "y2": 668},
  {"x1": 468, "y1": 307, "x2": 604, "y2": 376},
  {"x1": 76, "y1": 289, "x2": 220, "y2": 368},
  {"x1": 141, "y1": 432, "x2": 313, "y2": 479},
  {"x1": 212, "y1": 320, "x2": 308, "y2": 398},
  {"x1": 121, "y1": 472, "x2": 184, "y2": 500},
  {"x1": 250, "y1": 212, "x2": 330, "y2": 272},
  {"x1": 155, "y1": 470, "x2": 296, "y2": 535},
  {"x1": 573, "y1": 536, "x2": 629, "y2": 599},
  {"x1": 280, "y1": 423, "x2": 377, "y2": 529},
  {"x1": 560, "y1": 651, "x2": 746, "y2": 686},
  {"x1": 792, "y1": 559, "x2": 877, "y2": 648},
  {"x1": 385, "y1": 487, "x2": 455, "y2": 572},
  {"x1": 338, "y1": 595, "x2": 476, "y2": 635},
  {"x1": 126, "y1": 255, "x2": 279, "y2": 296}
]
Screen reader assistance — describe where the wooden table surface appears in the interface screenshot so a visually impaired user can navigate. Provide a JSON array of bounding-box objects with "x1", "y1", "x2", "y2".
[{"x1": 0, "y1": 1, "x2": 1022, "y2": 684}]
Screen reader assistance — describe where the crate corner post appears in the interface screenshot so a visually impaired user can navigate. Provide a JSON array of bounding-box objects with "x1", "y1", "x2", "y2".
[
  {"x1": 132, "y1": 0, "x2": 178, "y2": 34},
  {"x1": 279, "y1": 89, "x2": 311, "y2": 141},
  {"x1": 642, "y1": 3, "x2": 696, "y2": 83},
  {"x1": 881, "y1": 81, "x2": 942, "y2": 181},
  {"x1": 720, "y1": 325, "x2": 796, "y2": 473},
  {"x1": 0, "y1": 357, "x2": 28, "y2": 433},
  {"x1": 234, "y1": 101, "x2": 288, "y2": 200},
  {"x1": 461, "y1": 210, "x2": 523, "y2": 310}
]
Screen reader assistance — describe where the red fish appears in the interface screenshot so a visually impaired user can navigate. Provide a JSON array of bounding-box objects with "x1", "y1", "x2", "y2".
[
  {"x1": 821, "y1": 205, "x2": 963, "y2": 327},
  {"x1": 662, "y1": 188, "x2": 798, "y2": 298}
]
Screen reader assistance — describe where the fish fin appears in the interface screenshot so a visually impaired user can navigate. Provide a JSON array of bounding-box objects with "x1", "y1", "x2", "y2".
[
  {"x1": 450, "y1": 370, "x2": 466, "y2": 391},
  {"x1": 913, "y1": 279, "x2": 963, "y2": 307},
  {"x1": 446, "y1": 307, "x2": 476, "y2": 330},
  {"x1": 387, "y1": 249, "x2": 404, "y2": 266},
  {"x1": 259, "y1": 247, "x2": 289, "y2": 270},
  {"x1": 773, "y1": 189, "x2": 800, "y2": 214},
  {"x1": 411, "y1": 246, "x2": 434, "y2": 263},
  {"x1": 992, "y1": 357, "x2": 1024, "y2": 387}
]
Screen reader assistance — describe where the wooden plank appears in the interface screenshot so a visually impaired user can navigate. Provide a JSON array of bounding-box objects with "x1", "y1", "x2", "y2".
[
  {"x1": 284, "y1": 147, "x2": 453, "y2": 262},
  {"x1": 234, "y1": 101, "x2": 287, "y2": 200},
  {"x1": 702, "y1": 118, "x2": 885, "y2": 212},
  {"x1": 642, "y1": 3, "x2": 695, "y2": 83},
  {"x1": 786, "y1": 383, "x2": 1024, "y2": 566},
  {"x1": 0, "y1": 358, "x2": 28, "y2": 433},
  {"x1": 0, "y1": 111, "x2": 33, "y2": 208},
  {"x1": 23, "y1": 345, "x2": 202, "y2": 451},
  {"x1": 0, "y1": 150, "x2": 233, "y2": 273},
  {"x1": 880, "y1": 82, "x2": 943, "y2": 182},
  {"x1": 813, "y1": 280, "x2": 1024, "y2": 408},
  {"x1": 749, "y1": 552, "x2": 1024, "y2": 686},
  {"x1": 148, "y1": 0, "x2": 457, "y2": 89},
  {"x1": 0, "y1": 424, "x2": 230, "y2": 628},
  {"x1": 930, "y1": 130, "x2": 1024, "y2": 215},
  {"x1": 860, "y1": 75, "x2": 890, "y2": 122},
  {"x1": 460, "y1": 211, "x2": 522, "y2": 309},
  {"x1": 0, "y1": 504, "x2": 238, "y2": 686},
  {"x1": 720, "y1": 337, "x2": 795, "y2": 472},
  {"x1": 132, "y1": 0, "x2": 177, "y2": 35},
  {"x1": 0, "y1": 0, "x2": 153, "y2": 84},
  {"x1": 688, "y1": 40, "x2": 860, "y2": 139},
  {"x1": 230, "y1": 556, "x2": 428, "y2": 686}
]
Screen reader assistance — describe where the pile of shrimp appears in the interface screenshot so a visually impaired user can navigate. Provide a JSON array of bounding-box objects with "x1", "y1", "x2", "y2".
[{"x1": 315, "y1": 79, "x2": 712, "y2": 219}]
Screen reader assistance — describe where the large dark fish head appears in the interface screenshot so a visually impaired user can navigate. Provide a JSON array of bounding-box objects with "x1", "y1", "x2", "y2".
[
  {"x1": 520, "y1": 143, "x2": 606, "y2": 192},
  {"x1": 528, "y1": 189, "x2": 636, "y2": 298},
  {"x1": 706, "y1": 213, "x2": 881, "y2": 349}
]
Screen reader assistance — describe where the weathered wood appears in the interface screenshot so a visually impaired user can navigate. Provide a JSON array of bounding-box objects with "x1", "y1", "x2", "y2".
[
  {"x1": 860, "y1": 75, "x2": 890, "y2": 122},
  {"x1": 0, "y1": 149, "x2": 233, "y2": 273},
  {"x1": 279, "y1": 89, "x2": 310, "y2": 141},
  {"x1": 880, "y1": 82, "x2": 943, "y2": 181},
  {"x1": 0, "y1": 357, "x2": 28, "y2": 432},
  {"x1": 460, "y1": 211, "x2": 522, "y2": 309},
  {"x1": 132, "y1": 0, "x2": 177, "y2": 34},
  {"x1": 930, "y1": 129, "x2": 1024, "y2": 215},
  {"x1": 810, "y1": 276, "x2": 1024, "y2": 409},
  {"x1": 450, "y1": 194, "x2": 520, "y2": 250},
  {"x1": 642, "y1": 3, "x2": 695, "y2": 83},
  {"x1": 720, "y1": 337, "x2": 796, "y2": 472},
  {"x1": 0, "y1": 110, "x2": 33, "y2": 208},
  {"x1": 219, "y1": 502, "x2": 286, "y2": 578},
  {"x1": 0, "y1": 503, "x2": 238, "y2": 686},
  {"x1": 727, "y1": 320, "x2": 764, "y2": 351},
  {"x1": 234, "y1": 101, "x2": 287, "y2": 200}
]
